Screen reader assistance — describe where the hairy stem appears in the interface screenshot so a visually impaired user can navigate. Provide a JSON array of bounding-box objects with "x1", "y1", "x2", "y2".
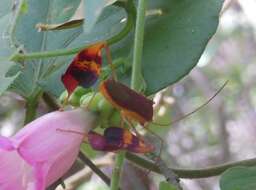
[
  {"x1": 10, "y1": 1, "x2": 135, "y2": 62},
  {"x1": 126, "y1": 153, "x2": 256, "y2": 179}
]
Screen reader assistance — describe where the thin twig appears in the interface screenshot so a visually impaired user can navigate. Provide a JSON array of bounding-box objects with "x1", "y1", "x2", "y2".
[
  {"x1": 59, "y1": 155, "x2": 113, "y2": 189},
  {"x1": 78, "y1": 152, "x2": 111, "y2": 186},
  {"x1": 126, "y1": 153, "x2": 256, "y2": 179},
  {"x1": 42, "y1": 92, "x2": 60, "y2": 111}
]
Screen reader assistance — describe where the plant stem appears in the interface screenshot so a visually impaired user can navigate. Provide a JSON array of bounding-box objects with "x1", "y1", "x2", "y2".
[
  {"x1": 110, "y1": 151, "x2": 125, "y2": 190},
  {"x1": 24, "y1": 93, "x2": 40, "y2": 124},
  {"x1": 78, "y1": 152, "x2": 112, "y2": 186},
  {"x1": 10, "y1": 2, "x2": 135, "y2": 62},
  {"x1": 111, "y1": 1, "x2": 147, "y2": 190},
  {"x1": 24, "y1": 100, "x2": 38, "y2": 124},
  {"x1": 42, "y1": 92, "x2": 60, "y2": 111},
  {"x1": 131, "y1": 0, "x2": 147, "y2": 91},
  {"x1": 126, "y1": 153, "x2": 256, "y2": 179}
]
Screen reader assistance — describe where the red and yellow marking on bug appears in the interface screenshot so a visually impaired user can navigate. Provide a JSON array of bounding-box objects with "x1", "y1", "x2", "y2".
[
  {"x1": 61, "y1": 42, "x2": 106, "y2": 98},
  {"x1": 59, "y1": 41, "x2": 161, "y2": 154},
  {"x1": 88, "y1": 127, "x2": 154, "y2": 153},
  {"x1": 59, "y1": 42, "x2": 155, "y2": 153},
  {"x1": 58, "y1": 126, "x2": 154, "y2": 153}
]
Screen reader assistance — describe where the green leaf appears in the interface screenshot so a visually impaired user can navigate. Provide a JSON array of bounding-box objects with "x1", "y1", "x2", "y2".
[
  {"x1": 0, "y1": 11, "x2": 19, "y2": 95},
  {"x1": 38, "y1": 59, "x2": 70, "y2": 96},
  {"x1": 70, "y1": 5, "x2": 126, "y2": 47},
  {"x1": 9, "y1": 0, "x2": 223, "y2": 98},
  {"x1": 13, "y1": 0, "x2": 81, "y2": 52},
  {"x1": 10, "y1": 0, "x2": 81, "y2": 98},
  {"x1": 83, "y1": 0, "x2": 118, "y2": 33},
  {"x1": 114, "y1": 0, "x2": 223, "y2": 95},
  {"x1": 219, "y1": 166, "x2": 256, "y2": 190},
  {"x1": 41, "y1": 5, "x2": 126, "y2": 97},
  {"x1": 159, "y1": 181, "x2": 178, "y2": 190},
  {"x1": 10, "y1": 0, "x2": 125, "y2": 98},
  {"x1": 0, "y1": 13, "x2": 14, "y2": 57},
  {"x1": 143, "y1": 0, "x2": 223, "y2": 94},
  {"x1": 0, "y1": 0, "x2": 12, "y2": 17},
  {"x1": 34, "y1": 0, "x2": 119, "y2": 32},
  {"x1": 0, "y1": 60, "x2": 20, "y2": 96}
]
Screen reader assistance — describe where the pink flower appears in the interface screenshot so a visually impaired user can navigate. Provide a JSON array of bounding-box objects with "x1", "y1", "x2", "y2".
[{"x1": 0, "y1": 108, "x2": 95, "y2": 190}]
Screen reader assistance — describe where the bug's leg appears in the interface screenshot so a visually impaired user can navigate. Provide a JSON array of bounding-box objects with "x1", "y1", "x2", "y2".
[
  {"x1": 59, "y1": 95, "x2": 69, "y2": 111},
  {"x1": 125, "y1": 121, "x2": 156, "y2": 176},
  {"x1": 120, "y1": 111, "x2": 127, "y2": 128},
  {"x1": 104, "y1": 44, "x2": 117, "y2": 81},
  {"x1": 144, "y1": 124, "x2": 164, "y2": 158},
  {"x1": 121, "y1": 113, "x2": 135, "y2": 129}
]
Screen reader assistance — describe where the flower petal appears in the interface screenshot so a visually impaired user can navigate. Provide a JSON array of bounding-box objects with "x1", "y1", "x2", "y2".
[
  {"x1": 33, "y1": 162, "x2": 50, "y2": 190},
  {"x1": 0, "y1": 136, "x2": 15, "y2": 150},
  {"x1": 0, "y1": 109, "x2": 96, "y2": 189},
  {"x1": 45, "y1": 146, "x2": 80, "y2": 186},
  {"x1": 0, "y1": 149, "x2": 36, "y2": 190},
  {"x1": 15, "y1": 109, "x2": 95, "y2": 164}
]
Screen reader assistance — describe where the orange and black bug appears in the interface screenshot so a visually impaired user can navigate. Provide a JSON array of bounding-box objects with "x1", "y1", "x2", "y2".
[
  {"x1": 98, "y1": 78, "x2": 228, "y2": 155},
  {"x1": 100, "y1": 79, "x2": 154, "y2": 126},
  {"x1": 57, "y1": 127, "x2": 154, "y2": 153},
  {"x1": 100, "y1": 78, "x2": 228, "y2": 127},
  {"x1": 61, "y1": 42, "x2": 106, "y2": 98},
  {"x1": 88, "y1": 127, "x2": 154, "y2": 153},
  {"x1": 99, "y1": 79, "x2": 162, "y2": 154},
  {"x1": 59, "y1": 42, "x2": 154, "y2": 153},
  {"x1": 60, "y1": 40, "x2": 227, "y2": 155}
]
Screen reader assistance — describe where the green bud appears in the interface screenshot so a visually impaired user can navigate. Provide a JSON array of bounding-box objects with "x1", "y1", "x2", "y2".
[
  {"x1": 109, "y1": 111, "x2": 122, "y2": 127},
  {"x1": 69, "y1": 87, "x2": 88, "y2": 107},
  {"x1": 80, "y1": 92, "x2": 102, "y2": 112},
  {"x1": 58, "y1": 90, "x2": 68, "y2": 104},
  {"x1": 98, "y1": 97, "x2": 114, "y2": 119}
]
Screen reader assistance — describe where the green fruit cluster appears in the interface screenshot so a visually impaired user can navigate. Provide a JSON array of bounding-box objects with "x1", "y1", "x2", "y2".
[{"x1": 59, "y1": 87, "x2": 121, "y2": 128}]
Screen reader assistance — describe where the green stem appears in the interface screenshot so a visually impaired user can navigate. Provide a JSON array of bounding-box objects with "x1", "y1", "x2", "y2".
[
  {"x1": 131, "y1": 0, "x2": 147, "y2": 91},
  {"x1": 111, "y1": 1, "x2": 147, "y2": 190},
  {"x1": 42, "y1": 92, "x2": 60, "y2": 111},
  {"x1": 24, "y1": 93, "x2": 40, "y2": 124},
  {"x1": 10, "y1": 2, "x2": 135, "y2": 62},
  {"x1": 126, "y1": 153, "x2": 256, "y2": 179},
  {"x1": 79, "y1": 152, "x2": 112, "y2": 187},
  {"x1": 24, "y1": 101, "x2": 37, "y2": 124},
  {"x1": 110, "y1": 151, "x2": 126, "y2": 190}
]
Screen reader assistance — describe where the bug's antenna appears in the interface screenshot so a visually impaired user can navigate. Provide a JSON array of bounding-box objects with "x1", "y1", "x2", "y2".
[{"x1": 152, "y1": 80, "x2": 229, "y2": 126}]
